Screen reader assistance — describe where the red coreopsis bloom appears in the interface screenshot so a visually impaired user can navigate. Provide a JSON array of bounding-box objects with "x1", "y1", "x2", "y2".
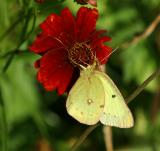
[{"x1": 29, "y1": 7, "x2": 112, "y2": 95}]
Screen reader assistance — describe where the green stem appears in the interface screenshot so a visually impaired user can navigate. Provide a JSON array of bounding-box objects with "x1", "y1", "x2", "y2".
[
  {"x1": 70, "y1": 124, "x2": 100, "y2": 151},
  {"x1": 1, "y1": 8, "x2": 36, "y2": 73},
  {"x1": 33, "y1": 111, "x2": 50, "y2": 139},
  {"x1": 70, "y1": 68, "x2": 160, "y2": 151},
  {"x1": 0, "y1": 50, "x2": 29, "y2": 59},
  {"x1": 0, "y1": 87, "x2": 8, "y2": 151},
  {"x1": 126, "y1": 68, "x2": 160, "y2": 104},
  {"x1": 0, "y1": 13, "x2": 25, "y2": 41},
  {"x1": 1, "y1": 106, "x2": 7, "y2": 151}
]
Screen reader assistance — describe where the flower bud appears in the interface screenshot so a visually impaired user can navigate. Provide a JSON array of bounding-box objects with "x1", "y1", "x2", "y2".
[{"x1": 75, "y1": 0, "x2": 97, "y2": 7}]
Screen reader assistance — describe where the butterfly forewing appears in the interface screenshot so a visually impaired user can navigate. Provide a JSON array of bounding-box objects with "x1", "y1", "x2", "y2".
[
  {"x1": 66, "y1": 69, "x2": 105, "y2": 125},
  {"x1": 96, "y1": 72, "x2": 134, "y2": 128}
]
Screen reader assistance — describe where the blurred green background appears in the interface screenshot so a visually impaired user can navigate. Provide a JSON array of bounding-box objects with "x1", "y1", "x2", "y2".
[{"x1": 0, "y1": 0, "x2": 160, "y2": 151}]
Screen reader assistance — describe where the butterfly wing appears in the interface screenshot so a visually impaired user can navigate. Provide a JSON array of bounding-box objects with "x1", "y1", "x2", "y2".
[
  {"x1": 97, "y1": 72, "x2": 134, "y2": 128},
  {"x1": 66, "y1": 70, "x2": 105, "y2": 125}
]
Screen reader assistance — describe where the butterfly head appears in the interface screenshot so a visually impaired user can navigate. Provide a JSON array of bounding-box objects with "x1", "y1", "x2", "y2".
[{"x1": 79, "y1": 59, "x2": 99, "y2": 77}]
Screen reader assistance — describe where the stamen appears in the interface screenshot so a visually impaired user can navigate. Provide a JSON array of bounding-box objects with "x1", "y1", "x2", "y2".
[{"x1": 68, "y1": 42, "x2": 95, "y2": 67}]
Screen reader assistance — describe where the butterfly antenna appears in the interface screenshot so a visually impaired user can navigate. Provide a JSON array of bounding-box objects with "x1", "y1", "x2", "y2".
[
  {"x1": 100, "y1": 46, "x2": 119, "y2": 63},
  {"x1": 50, "y1": 36, "x2": 68, "y2": 49},
  {"x1": 47, "y1": 47, "x2": 65, "y2": 52}
]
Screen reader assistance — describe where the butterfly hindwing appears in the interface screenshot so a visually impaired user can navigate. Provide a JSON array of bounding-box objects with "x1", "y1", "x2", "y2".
[
  {"x1": 66, "y1": 69, "x2": 105, "y2": 125},
  {"x1": 96, "y1": 71, "x2": 134, "y2": 128}
]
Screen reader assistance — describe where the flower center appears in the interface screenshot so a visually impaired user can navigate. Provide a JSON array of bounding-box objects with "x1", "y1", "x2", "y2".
[{"x1": 68, "y1": 42, "x2": 95, "y2": 67}]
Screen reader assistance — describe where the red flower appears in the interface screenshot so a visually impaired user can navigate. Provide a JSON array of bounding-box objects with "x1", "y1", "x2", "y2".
[{"x1": 29, "y1": 7, "x2": 112, "y2": 95}]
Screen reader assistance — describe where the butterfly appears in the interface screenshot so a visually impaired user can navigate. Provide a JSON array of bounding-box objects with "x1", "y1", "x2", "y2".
[{"x1": 66, "y1": 62, "x2": 134, "y2": 128}]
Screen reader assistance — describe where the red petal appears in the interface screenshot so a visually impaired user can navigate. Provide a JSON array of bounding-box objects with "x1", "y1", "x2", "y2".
[
  {"x1": 96, "y1": 45, "x2": 112, "y2": 64},
  {"x1": 89, "y1": 30, "x2": 112, "y2": 64},
  {"x1": 37, "y1": 48, "x2": 67, "y2": 83},
  {"x1": 76, "y1": 7, "x2": 98, "y2": 41},
  {"x1": 42, "y1": 70, "x2": 60, "y2": 91},
  {"x1": 42, "y1": 63, "x2": 73, "y2": 95},
  {"x1": 40, "y1": 13, "x2": 63, "y2": 36},
  {"x1": 61, "y1": 8, "x2": 76, "y2": 43},
  {"x1": 91, "y1": 36, "x2": 111, "y2": 50},
  {"x1": 29, "y1": 32, "x2": 64, "y2": 54},
  {"x1": 89, "y1": 30, "x2": 106, "y2": 40},
  {"x1": 40, "y1": 11, "x2": 74, "y2": 48},
  {"x1": 90, "y1": 30, "x2": 111, "y2": 47},
  {"x1": 57, "y1": 63, "x2": 74, "y2": 95},
  {"x1": 37, "y1": 48, "x2": 74, "y2": 94}
]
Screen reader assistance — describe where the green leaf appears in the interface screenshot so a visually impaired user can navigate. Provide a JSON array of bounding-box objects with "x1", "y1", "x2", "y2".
[
  {"x1": 121, "y1": 41, "x2": 158, "y2": 92},
  {"x1": 0, "y1": 0, "x2": 9, "y2": 27},
  {"x1": 0, "y1": 54, "x2": 40, "y2": 125}
]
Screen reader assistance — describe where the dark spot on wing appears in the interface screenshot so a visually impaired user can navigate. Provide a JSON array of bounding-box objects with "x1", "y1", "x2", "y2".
[
  {"x1": 81, "y1": 112, "x2": 83, "y2": 115},
  {"x1": 100, "y1": 105, "x2": 104, "y2": 108},
  {"x1": 112, "y1": 95, "x2": 116, "y2": 98}
]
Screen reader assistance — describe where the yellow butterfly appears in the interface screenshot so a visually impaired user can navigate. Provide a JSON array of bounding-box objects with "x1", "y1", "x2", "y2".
[{"x1": 66, "y1": 63, "x2": 134, "y2": 128}]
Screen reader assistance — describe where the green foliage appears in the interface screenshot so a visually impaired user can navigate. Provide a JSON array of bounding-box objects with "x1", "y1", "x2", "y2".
[
  {"x1": 0, "y1": 54, "x2": 40, "y2": 124},
  {"x1": 0, "y1": 0, "x2": 160, "y2": 151},
  {"x1": 121, "y1": 42, "x2": 158, "y2": 92}
]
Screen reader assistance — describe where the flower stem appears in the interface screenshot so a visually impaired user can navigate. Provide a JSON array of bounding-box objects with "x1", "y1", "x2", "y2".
[
  {"x1": 0, "y1": 87, "x2": 8, "y2": 151},
  {"x1": 0, "y1": 13, "x2": 26, "y2": 41},
  {"x1": 70, "y1": 67, "x2": 160, "y2": 151},
  {"x1": 1, "y1": 106, "x2": 8, "y2": 151},
  {"x1": 70, "y1": 124, "x2": 100, "y2": 151},
  {"x1": 1, "y1": 8, "x2": 36, "y2": 73},
  {"x1": 126, "y1": 68, "x2": 160, "y2": 104},
  {"x1": 103, "y1": 126, "x2": 113, "y2": 151},
  {"x1": 122, "y1": 14, "x2": 160, "y2": 48}
]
